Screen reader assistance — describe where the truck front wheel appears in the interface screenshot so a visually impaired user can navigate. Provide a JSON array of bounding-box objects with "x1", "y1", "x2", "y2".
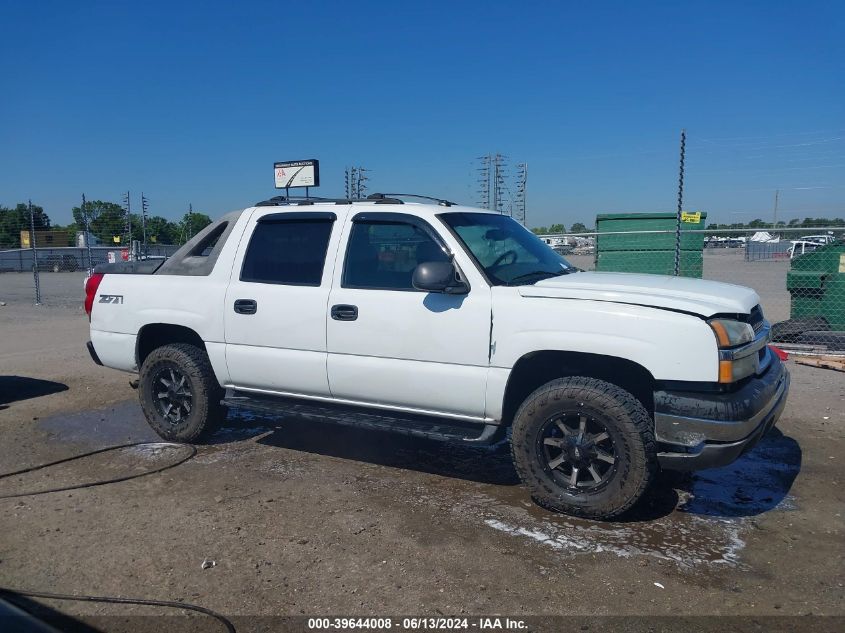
[
  {"x1": 138, "y1": 343, "x2": 226, "y2": 442},
  {"x1": 510, "y1": 376, "x2": 657, "y2": 520}
]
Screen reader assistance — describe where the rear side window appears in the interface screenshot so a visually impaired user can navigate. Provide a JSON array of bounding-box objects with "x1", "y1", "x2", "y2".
[
  {"x1": 190, "y1": 221, "x2": 228, "y2": 257},
  {"x1": 240, "y1": 218, "x2": 334, "y2": 286}
]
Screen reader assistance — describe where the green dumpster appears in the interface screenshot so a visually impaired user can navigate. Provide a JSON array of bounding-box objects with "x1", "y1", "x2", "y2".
[
  {"x1": 786, "y1": 242, "x2": 845, "y2": 330},
  {"x1": 595, "y1": 211, "x2": 707, "y2": 278},
  {"x1": 595, "y1": 250, "x2": 703, "y2": 278}
]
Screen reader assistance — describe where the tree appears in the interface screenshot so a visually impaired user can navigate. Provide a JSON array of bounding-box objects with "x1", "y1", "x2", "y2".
[
  {"x1": 180, "y1": 211, "x2": 212, "y2": 242},
  {"x1": 548, "y1": 223, "x2": 566, "y2": 234},
  {"x1": 145, "y1": 216, "x2": 180, "y2": 245},
  {"x1": 72, "y1": 200, "x2": 129, "y2": 244},
  {"x1": 569, "y1": 222, "x2": 589, "y2": 234},
  {"x1": 531, "y1": 226, "x2": 549, "y2": 234},
  {"x1": 0, "y1": 203, "x2": 51, "y2": 248}
]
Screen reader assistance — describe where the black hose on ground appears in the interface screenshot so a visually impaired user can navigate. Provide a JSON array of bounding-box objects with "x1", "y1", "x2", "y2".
[
  {"x1": 0, "y1": 441, "x2": 196, "y2": 499},
  {"x1": 0, "y1": 587, "x2": 236, "y2": 633},
  {"x1": 0, "y1": 442, "x2": 234, "y2": 631}
]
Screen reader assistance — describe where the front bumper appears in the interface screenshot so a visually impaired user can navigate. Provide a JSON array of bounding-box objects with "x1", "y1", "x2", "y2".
[{"x1": 654, "y1": 349, "x2": 790, "y2": 471}]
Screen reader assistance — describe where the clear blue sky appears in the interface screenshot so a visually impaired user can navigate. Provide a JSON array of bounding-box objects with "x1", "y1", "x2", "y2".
[{"x1": 1, "y1": 0, "x2": 843, "y2": 228}]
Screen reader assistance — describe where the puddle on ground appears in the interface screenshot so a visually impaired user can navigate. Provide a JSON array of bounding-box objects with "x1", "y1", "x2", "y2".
[
  {"x1": 32, "y1": 403, "x2": 801, "y2": 569},
  {"x1": 436, "y1": 431, "x2": 801, "y2": 568}
]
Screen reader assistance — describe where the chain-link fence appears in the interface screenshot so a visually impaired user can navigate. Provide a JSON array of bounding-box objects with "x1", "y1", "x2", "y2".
[
  {"x1": 1, "y1": 197, "x2": 209, "y2": 305},
  {"x1": 543, "y1": 226, "x2": 845, "y2": 355},
  {"x1": 3, "y1": 210, "x2": 845, "y2": 356},
  {"x1": 0, "y1": 245, "x2": 181, "y2": 274}
]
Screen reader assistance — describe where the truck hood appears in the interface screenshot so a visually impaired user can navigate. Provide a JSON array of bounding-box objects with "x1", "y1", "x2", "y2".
[{"x1": 519, "y1": 271, "x2": 759, "y2": 317}]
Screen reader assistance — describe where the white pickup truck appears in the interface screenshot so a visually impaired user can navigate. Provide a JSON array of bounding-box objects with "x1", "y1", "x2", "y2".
[{"x1": 85, "y1": 193, "x2": 789, "y2": 519}]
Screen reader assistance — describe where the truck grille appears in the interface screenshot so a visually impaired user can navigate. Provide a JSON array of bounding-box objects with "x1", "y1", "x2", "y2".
[{"x1": 749, "y1": 305, "x2": 765, "y2": 334}]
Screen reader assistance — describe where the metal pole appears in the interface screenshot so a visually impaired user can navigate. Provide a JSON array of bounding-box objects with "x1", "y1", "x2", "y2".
[
  {"x1": 141, "y1": 192, "x2": 148, "y2": 258},
  {"x1": 28, "y1": 200, "x2": 42, "y2": 305},
  {"x1": 673, "y1": 129, "x2": 686, "y2": 276},
  {"x1": 492, "y1": 155, "x2": 498, "y2": 213},
  {"x1": 773, "y1": 189, "x2": 780, "y2": 229},
  {"x1": 187, "y1": 203, "x2": 193, "y2": 242},
  {"x1": 523, "y1": 162, "x2": 528, "y2": 226},
  {"x1": 126, "y1": 191, "x2": 132, "y2": 255},
  {"x1": 83, "y1": 193, "x2": 93, "y2": 275}
]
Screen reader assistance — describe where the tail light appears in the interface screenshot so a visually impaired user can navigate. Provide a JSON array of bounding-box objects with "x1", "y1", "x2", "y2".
[{"x1": 84, "y1": 273, "x2": 104, "y2": 320}]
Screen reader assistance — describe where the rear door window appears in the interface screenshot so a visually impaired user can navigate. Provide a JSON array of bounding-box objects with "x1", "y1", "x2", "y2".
[{"x1": 240, "y1": 218, "x2": 334, "y2": 286}]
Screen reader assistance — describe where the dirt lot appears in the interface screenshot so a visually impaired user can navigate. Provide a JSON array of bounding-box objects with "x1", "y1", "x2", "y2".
[{"x1": 1, "y1": 271, "x2": 843, "y2": 631}]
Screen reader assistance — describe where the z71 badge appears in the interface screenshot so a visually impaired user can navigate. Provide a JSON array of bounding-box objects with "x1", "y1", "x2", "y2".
[{"x1": 98, "y1": 294, "x2": 124, "y2": 304}]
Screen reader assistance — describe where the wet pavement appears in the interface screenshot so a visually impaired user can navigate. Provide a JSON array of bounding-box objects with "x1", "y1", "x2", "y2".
[{"x1": 25, "y1": 400, "x2": 802, "y2": 571}]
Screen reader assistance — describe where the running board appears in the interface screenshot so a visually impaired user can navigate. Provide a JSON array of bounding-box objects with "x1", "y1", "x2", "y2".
[{"x1": 221, "y1": 389, "x2": 501, "y2": 444}]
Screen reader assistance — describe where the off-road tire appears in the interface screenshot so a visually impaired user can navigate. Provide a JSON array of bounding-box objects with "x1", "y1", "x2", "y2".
[
  {"x1": 138, "y1": 343, "x2": 227, "y2": 442},
  {"x1": 510, "y1": 376, "x2": 657, "y2": 520}
]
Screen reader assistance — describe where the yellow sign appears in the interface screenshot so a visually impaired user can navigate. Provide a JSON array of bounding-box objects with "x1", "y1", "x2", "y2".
[
  {"x1": 113, "y1": 235, "x2": 121, "y2": 243},
  {"x1": 681, "y1": 211, "x2": 702, "y2": 223},
  {"x1": 839, "y1": 253, "x2": 845, "y2": 274}
]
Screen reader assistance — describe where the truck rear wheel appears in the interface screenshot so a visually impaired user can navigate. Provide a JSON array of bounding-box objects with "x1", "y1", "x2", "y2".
[
  {"x1": 510, "y1": 376, "x2": 656, "y2": 520},
  {"x1": 138, "y1": 343, "x2": 227, "y2": 442}
]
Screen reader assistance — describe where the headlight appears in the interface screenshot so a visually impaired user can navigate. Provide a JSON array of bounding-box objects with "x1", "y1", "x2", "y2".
[
  {"x1": 708, "y1": 319, "x2": 754, "y2": 348},
  {"x1": 708, "y1": 318, "x2": 757, "y2": 383}
]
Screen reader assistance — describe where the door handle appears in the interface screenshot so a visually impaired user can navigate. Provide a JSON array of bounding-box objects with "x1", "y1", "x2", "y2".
[
  {"x1": 331, "y1": 304, "x2": 358, "y2": 321},
  {"x1": 234, "y1": 299, "x2": 257, "y2": 315}
]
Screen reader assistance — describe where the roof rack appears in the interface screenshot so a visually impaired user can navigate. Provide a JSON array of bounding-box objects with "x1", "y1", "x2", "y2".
[
  {"x1": 367, "y1": 193, "x2": 454, "y2": 207},
  {"x1": 254, "y1": 193, "x2": 454, "y2": 207},
  {"x1": 255, "y1": 195, "x2": 354, "y2": 207}
]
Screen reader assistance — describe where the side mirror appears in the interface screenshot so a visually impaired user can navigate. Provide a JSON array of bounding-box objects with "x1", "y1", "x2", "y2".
[{"x1": 412, "y1": 261, "x2": 469, "y2": 295}]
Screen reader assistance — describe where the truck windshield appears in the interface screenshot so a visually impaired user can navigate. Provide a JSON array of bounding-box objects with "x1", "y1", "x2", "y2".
[{"x1": 440, "y1": 212, "x2": 577, "y2": 285}]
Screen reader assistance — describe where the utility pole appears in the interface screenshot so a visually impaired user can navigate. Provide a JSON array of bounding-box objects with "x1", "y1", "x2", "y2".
[
  {"x1": 476, "y1": 154, "x2": 491, "y2": 210},
  {"x1": 141, "y1": 193, "x2": 149, "y2": 257},
  {"x1": 350, "y1": 167, "x2": 358, "y2": 198},
  {"x1": 28, "y1": 200, "x2": 42, "y2": 305},
  {"x1": 356, "y1": 167, "x2": 369, "y2": 200},
  {"x1": 673, "y1": 129, "x2": 686, "y2": 277},
  {"x1": 122, "y1": 190, "x2": 132, "y2": 256},
  {"x1": 493, "y1": 153, "x2": 507, "y2": 214},
  {"x1": 186, "y1": 203, "x2": 194, "y2": 242},
  {"x1": 476, "y1": 153, "x2": 509, "y2": 213},
  {"x1": 514, "y1": 163, "x2": 527, "y2": 225},
  {"x1": 344, "y1": 166, "x2": 369, "y2": 199},
  {"x1": 773, "y1": 189, "x2": 780, "y2": 229},
  {"x1": 82, "y1": 193, "x2": 94, "y2": 275}
]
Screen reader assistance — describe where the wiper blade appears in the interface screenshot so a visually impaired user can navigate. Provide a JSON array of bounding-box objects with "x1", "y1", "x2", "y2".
[{"x1": 506, "y1": 270, "x2": 569, "y2": 285}]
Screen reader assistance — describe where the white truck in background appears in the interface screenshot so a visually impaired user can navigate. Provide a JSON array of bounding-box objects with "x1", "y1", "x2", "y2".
[{"x1": 85, "y1": 193, "x2": 789, "y2": 519}]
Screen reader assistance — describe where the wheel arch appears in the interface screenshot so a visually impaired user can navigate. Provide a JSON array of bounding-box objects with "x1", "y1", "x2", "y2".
[
  {"x1": 500, "y1": 350, "x2": 656, "y2": 426},
  {"x1": 136, "y1": 323, "x2": 207, "y2": 369}
]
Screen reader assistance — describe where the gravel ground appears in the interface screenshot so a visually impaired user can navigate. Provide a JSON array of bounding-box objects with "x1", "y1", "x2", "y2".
[{"x1": 0, "y1": 268, "x2": 843, "y2": 631}]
